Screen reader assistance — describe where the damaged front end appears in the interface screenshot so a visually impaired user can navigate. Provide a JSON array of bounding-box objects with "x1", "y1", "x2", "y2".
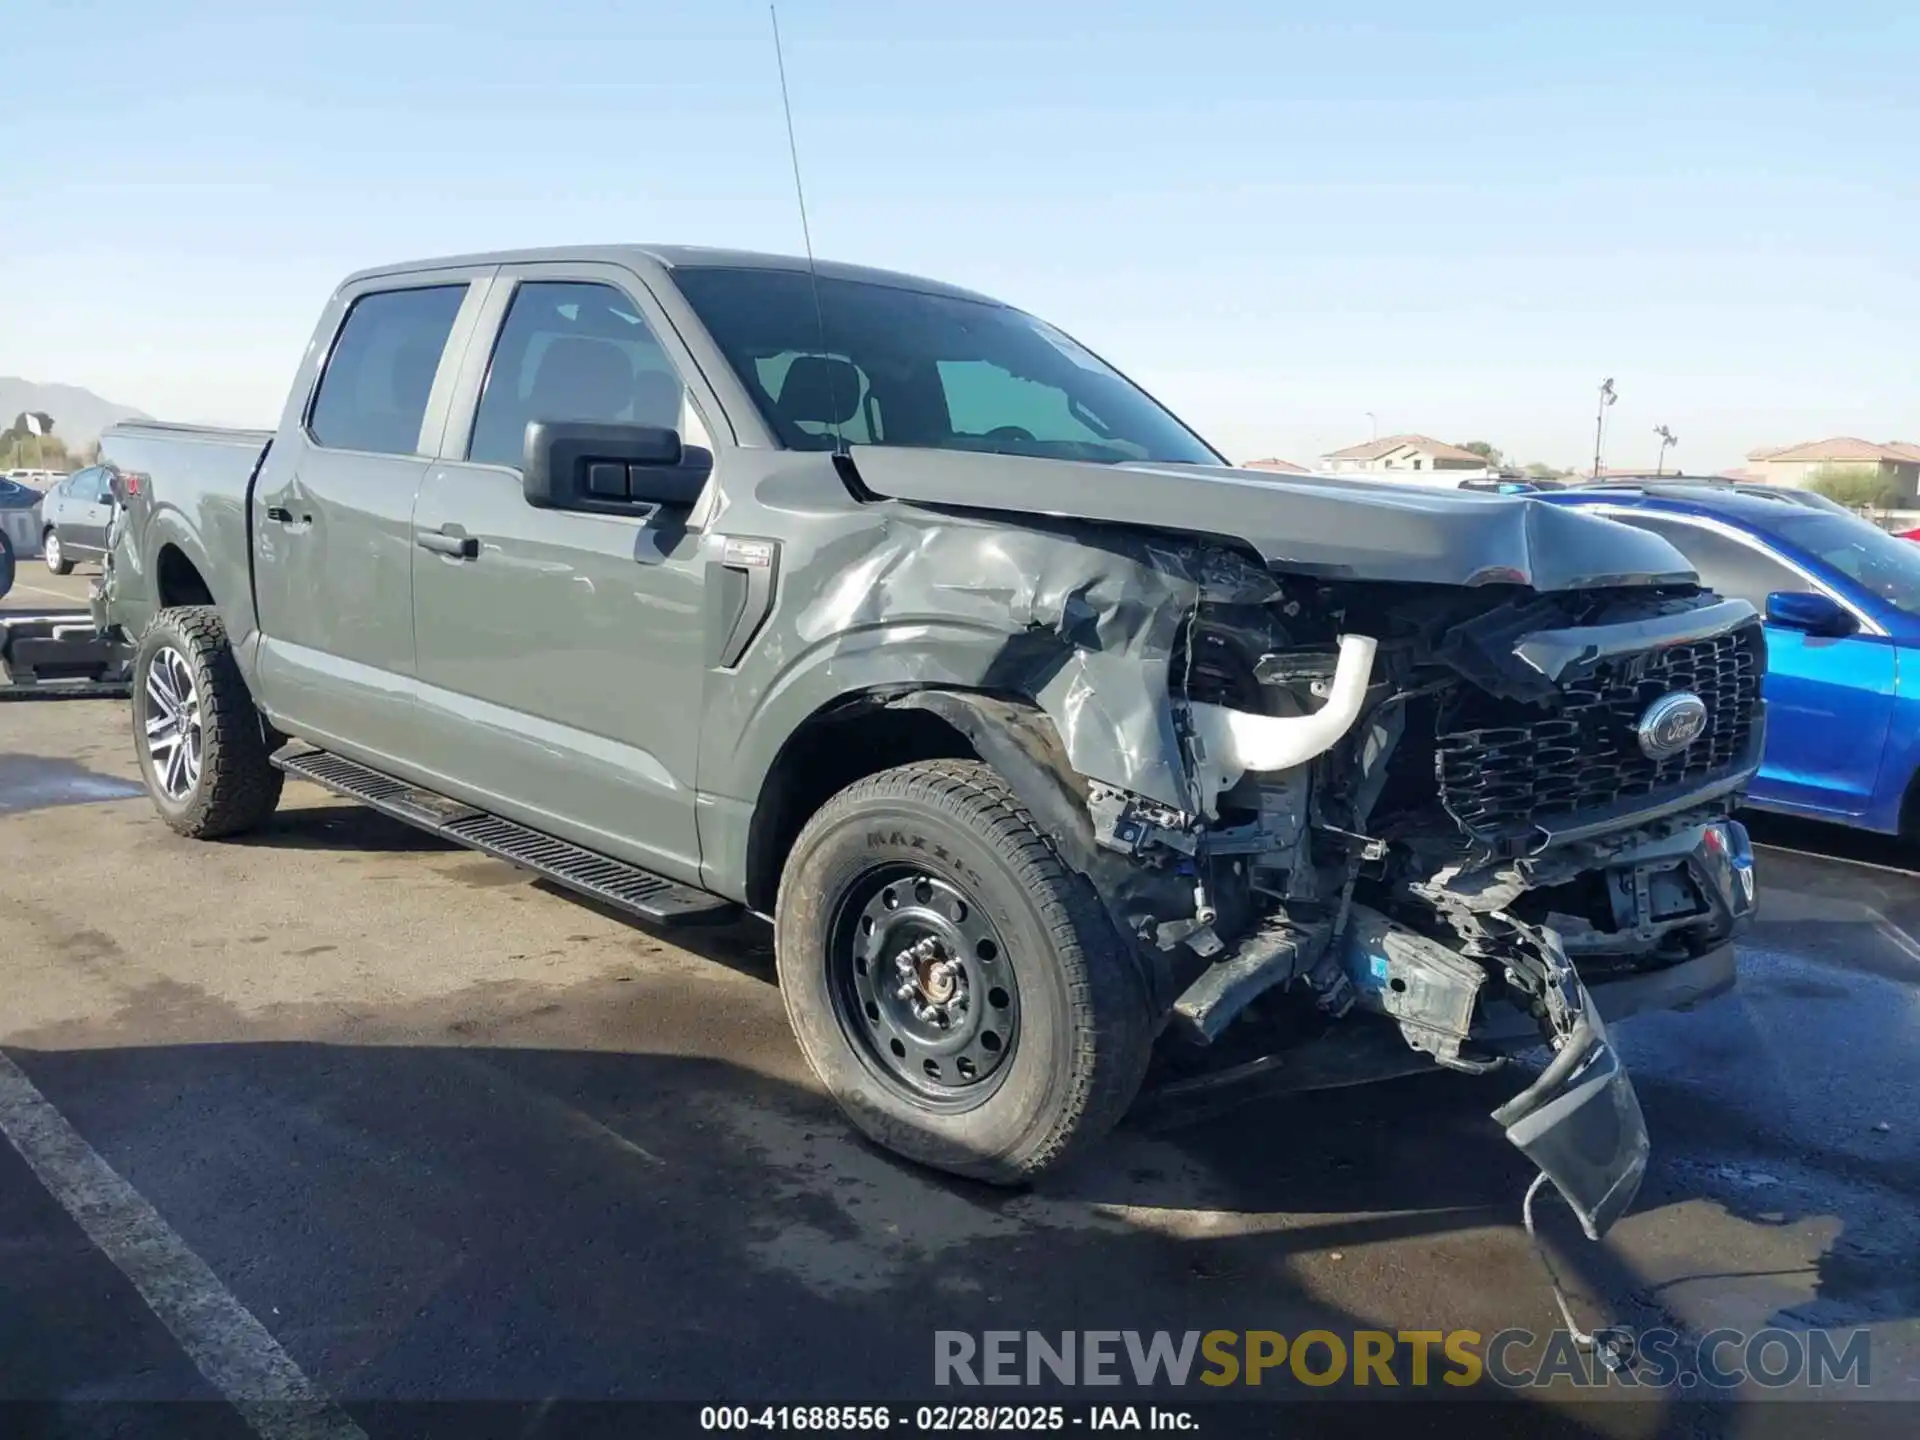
[
  {"x1": 806, "y1": 455, "x2": 1762, "y2": 1237},
  {"x1": 1004, "y1": 549, "x2": 1763, "y2": 1240}
]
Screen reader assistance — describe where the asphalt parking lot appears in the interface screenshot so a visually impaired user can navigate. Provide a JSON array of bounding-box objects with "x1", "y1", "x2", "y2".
[
  {"x1": 1, "y1": 560, "x2": 96, "y2": 613},
  {"x1": 3, "y1": 659, "x2": 1918, "y2": 1436}
]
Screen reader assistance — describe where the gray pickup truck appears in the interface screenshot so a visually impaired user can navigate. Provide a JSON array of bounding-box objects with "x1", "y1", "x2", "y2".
[{"x1": 95, "y1": 246, "x2": 1761, "y2": 1236}]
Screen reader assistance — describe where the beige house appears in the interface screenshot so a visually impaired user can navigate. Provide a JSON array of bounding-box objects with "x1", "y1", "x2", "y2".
[
  {"x1": 1240, "y1": 457, "x2": 1311, "y2": 474},
  {"x1": 1321, "y1": 434, "x2": 1488, "y2": 475},
  {"x1": 1745, "y1": 438, "x2": 1920, "y2": 499}
]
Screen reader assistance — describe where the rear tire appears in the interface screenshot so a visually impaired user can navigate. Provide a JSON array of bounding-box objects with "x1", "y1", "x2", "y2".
[
  {"x1": 776, "y1": 759, "x2": 1153, "y2": 1184},
  {"x1": 43, "y1": 528, "x2": 73, "y2": 575},
  {"x1": 131, "y1": 606, "x2": 283, "y2": 839}
]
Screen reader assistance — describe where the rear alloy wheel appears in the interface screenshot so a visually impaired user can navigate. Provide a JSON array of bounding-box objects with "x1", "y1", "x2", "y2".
[
  {"x1": 43, "y1": 528, "x2": 73, "y2": 575},
  {"x1": 144, "y1": 645, "x2": 204, "y2": 800},
  {"x1": 131, "y1": 606, "x2": 283, "y2": 839},
  {"x1": 777, "y1": 759, "x2": 1153, "y2": 1184}
]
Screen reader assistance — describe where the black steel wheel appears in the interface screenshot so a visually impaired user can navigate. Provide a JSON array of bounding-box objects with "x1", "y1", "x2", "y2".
[
  {"x1": 776, "y1": 759, "x2": 1153, "y2": 1185},
  {"x1": 830, "y1": 866, "x2": 1023, "y2": 1108}
]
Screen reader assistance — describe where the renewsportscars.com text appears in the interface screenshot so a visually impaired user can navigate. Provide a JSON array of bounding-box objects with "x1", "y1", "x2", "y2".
[{"x1": 934, "y1": 1328, "x2": 1872, "y2": 1390}]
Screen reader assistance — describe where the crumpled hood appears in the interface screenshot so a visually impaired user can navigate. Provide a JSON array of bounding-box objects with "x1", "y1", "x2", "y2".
[{"x1": 848, "y1": 447, "x2": 1696, "y2": 592}]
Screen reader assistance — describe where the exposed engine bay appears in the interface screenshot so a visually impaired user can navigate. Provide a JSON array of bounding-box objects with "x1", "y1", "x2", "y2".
[{"x1": 1058, "y1": 558, "x2": 1763, "y2": 1238}]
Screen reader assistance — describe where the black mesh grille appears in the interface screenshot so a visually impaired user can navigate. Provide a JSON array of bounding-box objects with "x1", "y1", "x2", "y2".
[{"x1": 1435, "y1": 622, "x2": 1763, "y2": 833}]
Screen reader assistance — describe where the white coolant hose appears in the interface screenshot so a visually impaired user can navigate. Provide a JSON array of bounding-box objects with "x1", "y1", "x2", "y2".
[{"x1": 1185, "y1": 633, "x2": 1380, "y2": 808}]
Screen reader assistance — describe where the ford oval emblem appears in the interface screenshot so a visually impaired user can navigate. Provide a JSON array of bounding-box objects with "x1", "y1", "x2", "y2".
[{"x1": 1635, "y1": 691, "x2": 1709, "y2": 761}]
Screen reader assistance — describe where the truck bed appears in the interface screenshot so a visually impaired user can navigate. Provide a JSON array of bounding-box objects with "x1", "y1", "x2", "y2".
[{"x1": 97, "y1": 420, "x2": 273, "y2": 647}]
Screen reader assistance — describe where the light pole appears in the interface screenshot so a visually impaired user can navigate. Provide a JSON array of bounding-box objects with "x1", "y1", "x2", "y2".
[
  {"x1": 1653, "y1": 425, "x2": 1677, "y2": 476},
  {"x1": 1366, "y1": 411, "x2": 1378, "y2": 441},
  {"x1": 1592, "y1": 378, "x2": 1616, "y2": 479}
]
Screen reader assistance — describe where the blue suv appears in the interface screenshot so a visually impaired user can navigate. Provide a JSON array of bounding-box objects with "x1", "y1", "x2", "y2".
[{"x1": 1545, "y1": 482, "x2": 1920, "y2": 834}]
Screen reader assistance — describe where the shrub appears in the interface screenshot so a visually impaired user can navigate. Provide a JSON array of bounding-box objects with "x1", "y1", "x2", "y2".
[{"x1": 1807, "y1": 465, "x2": 1900, "y2": 511}]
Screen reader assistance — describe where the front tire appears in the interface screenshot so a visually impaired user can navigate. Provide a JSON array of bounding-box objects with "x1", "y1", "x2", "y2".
[
  {"x1": 43, "y1": 528, "x2": 73, "y2": 575},
  {"x1": 131, "y1": 606, "x2": 283, "y2": 839},
  {"x1": 776, "y1": 759, "x2": 1153, "y2": 1184}
]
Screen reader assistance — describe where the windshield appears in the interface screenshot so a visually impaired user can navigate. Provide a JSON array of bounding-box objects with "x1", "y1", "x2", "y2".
[
  {"x1": 1764, "y1": 510, "x2": 1920, "y2": 616},
  {"x1": 672, "y1": 267, "x2": 1221, "y2": 466}
]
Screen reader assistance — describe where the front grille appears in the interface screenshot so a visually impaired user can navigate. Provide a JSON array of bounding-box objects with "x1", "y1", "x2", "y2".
[{"x1": 1435, "y1": 622, "x2": 1763, "y2": 834}]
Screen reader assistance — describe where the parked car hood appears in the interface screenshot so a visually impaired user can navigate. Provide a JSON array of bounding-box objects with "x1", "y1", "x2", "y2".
[{"x1": 848, "y1": 447, "x2": 1696, "y2": 592}]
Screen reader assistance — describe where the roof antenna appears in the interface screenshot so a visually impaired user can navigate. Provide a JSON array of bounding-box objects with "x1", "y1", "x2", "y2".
[{"x1": 769, "y1": 2, "x2": 844, "y2": 456}]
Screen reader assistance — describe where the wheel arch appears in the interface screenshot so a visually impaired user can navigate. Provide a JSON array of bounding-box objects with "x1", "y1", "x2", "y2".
[
  {"x1": 138, "y1": 507, "x2": 259, "y2": 659},
  {"x1": 742, "y1": 691, "x2": 983, "y2": 915},
  {"x1": 743, "y1": 687, "x2": 1179, "y2": 1007},
  {"x1": 155, "y1": 542, "x2": 214, "y2": 608},
  {"x1": 1897, "y1": 763, "x2": 1920, "y2": 838}
]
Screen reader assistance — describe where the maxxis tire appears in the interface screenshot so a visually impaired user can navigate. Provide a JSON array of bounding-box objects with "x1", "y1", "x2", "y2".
[
  {"x1": 776, "y1": 759, "x2": 1153, "y2": 1185},
  {"x1": 43, "y1": 529, "x2": 73, "y2": 575},
  {"x1": 131, "y1": 606, "x2": 283, "y2": 839}
]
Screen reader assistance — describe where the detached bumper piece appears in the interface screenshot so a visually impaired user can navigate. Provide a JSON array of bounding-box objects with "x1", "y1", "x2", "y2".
[
  {"x1": 1492, "y1": 954, "x2": 1649, "y2": 1241},
  {"x1": 0, "y1": 611, "x2": 132, "y2": 701}
]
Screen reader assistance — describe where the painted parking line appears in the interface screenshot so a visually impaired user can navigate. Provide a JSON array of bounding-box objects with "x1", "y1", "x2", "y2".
[
  {"x1": 1751, "y1": 841, "x2": 1920, "y2": 880},
  {"x1": 1, "y1": 579, "x2": 91, "y2": 602},
  {"x1": 0, "y1": 1050, "x2": 364, "y2": 1440},
  {"x1": 1874, "y1": 917, "x2": 1920, "y2": 967}
]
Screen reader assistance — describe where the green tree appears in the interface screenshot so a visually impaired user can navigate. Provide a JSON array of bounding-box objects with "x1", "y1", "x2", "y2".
[
  {"x1": 1524, "y1": 461, "x2": 1573, "y2": 480},
  {"x1": 2, "y1": 412, "x2": 77, "y2": 472},
  {"x1": 1459, "y1": 441, "x2": 1504, "y2": 466},
  {"x1": 1807, "y1": 465, "x2": 1899, "y2": 512},
  {"x1": 0, "y1": 433, "x2": 78, "y2": 472}
]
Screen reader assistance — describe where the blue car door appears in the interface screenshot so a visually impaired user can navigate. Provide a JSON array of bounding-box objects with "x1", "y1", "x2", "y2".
[
  {"x1": 1758, "y1": 625, "x2": 1897, "y2": 815},
  {"x1": 1612, "y1": 511, "x2": 1897, "y2": 818}
]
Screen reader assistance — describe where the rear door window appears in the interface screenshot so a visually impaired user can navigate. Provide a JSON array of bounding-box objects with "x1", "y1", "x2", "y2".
[{"x1": 308, "y1": 285, "x2": 468, "y2": 455}]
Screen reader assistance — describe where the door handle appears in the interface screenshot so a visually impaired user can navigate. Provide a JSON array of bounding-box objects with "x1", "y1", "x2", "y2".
[{"x1": 417, "y1": 531, "x2": 479, "y2": 560}]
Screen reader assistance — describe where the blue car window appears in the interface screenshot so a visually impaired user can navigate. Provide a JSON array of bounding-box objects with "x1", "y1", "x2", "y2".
[
  {"x1": 1613, "y1": 515, "x2": 1798, "y2": 614},
  {"x1": 1761, "y1": 511, "x2": 1920, "y2": 617}
]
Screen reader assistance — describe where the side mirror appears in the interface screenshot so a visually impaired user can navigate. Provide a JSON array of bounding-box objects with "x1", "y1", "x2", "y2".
[
  {"x1": 522, "y1": 421, "x2": 712, "y2": 515},
  {"x1": 1765, "y1": 590, "x2": 1858, "y2": 638}
]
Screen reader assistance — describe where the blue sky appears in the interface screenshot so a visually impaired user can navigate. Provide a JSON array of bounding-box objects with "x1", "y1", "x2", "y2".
[{"x1": 2, "y1": 0, "x2": 1914, "y2": 471}]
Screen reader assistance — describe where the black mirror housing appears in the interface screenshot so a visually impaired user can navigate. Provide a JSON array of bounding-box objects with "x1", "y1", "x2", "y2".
[
  {"x1": 522, "y1": 421, "x2": 711, "y2": 514},
  {"x1": 1764, "y1": 589, "x2": 1858, "y2": 638}
]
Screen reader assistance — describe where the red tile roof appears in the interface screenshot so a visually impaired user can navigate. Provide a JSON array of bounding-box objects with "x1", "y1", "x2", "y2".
[
  {"x1": 1241, "y1": 457, "x2": 1311, "y2": 473},
  {"x1": 1322, "y1": 434, "x2": 1488, "y2": 464},
  {"x1": 1749, "y1": 437, "x2": 1919, "y2": 465}
]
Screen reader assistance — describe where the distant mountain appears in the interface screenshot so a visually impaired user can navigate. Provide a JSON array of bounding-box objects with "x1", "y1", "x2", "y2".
[{"x1": 0, "y1": 377, "x2": 149, "y2": 448}]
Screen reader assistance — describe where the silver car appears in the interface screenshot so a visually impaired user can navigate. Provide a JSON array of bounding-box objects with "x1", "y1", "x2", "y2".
[{"x1": 38, "y1": 465, "x2": 116, "y2": 574}]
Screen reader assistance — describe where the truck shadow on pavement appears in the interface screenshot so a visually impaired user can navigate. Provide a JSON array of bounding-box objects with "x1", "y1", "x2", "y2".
[
  {"x1": 12, "y1": 968, "x2": 1906, "y2": 1436},
  {"x1": 190, "y1": 795, "x2": 1920, "y2": 1402},
  {"x1": 3, "y1": 1020, "x2": 1682, "y2": 1438},
  {"x1": 231, "y1": 797, "x2": 468, "y2": 854},
  {"x1": 12, "y1": 788, "x2": 1904, "y2": 1427}
]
